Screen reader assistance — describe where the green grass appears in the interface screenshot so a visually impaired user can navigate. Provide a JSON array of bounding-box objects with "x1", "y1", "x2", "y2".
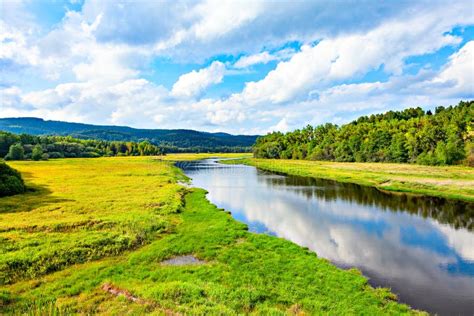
[
  {"x1": 1, "y1": 157, "x2": 422, "y2": 314},
  {"x1": 223, "y1": 158, "x2": 474, "y2": 202}
]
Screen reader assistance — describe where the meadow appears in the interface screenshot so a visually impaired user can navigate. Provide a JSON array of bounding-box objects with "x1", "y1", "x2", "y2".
[
  {"x1": 0, "y1": 155, "x2": 421, "y2": 314},
  {"x1": 224, "y1": 158, "x2": 474, "y2": 202}
]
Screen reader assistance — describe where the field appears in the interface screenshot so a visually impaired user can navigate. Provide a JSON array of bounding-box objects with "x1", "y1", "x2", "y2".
[
  {"x1": 0, "y1": 156, "x2": 421, "y2": 314},
  {"x1": 224, "y1": 158, "x2": 474, "y2": 202}
]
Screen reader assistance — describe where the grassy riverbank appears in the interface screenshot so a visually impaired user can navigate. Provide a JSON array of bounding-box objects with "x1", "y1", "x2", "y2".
[
  {"x1": 224, "y1": 158, "x2": 474, "y2": 202},
  {"x1": 1, "y1": 157, "x2": 421, "y2": 314}
]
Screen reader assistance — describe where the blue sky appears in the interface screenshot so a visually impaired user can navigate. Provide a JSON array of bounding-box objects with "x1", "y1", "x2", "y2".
[{"x1": 1, "y1": 0, "x2": 473, "y2": 134}]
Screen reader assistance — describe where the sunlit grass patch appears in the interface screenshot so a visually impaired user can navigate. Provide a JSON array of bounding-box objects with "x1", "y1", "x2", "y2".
[{"x1": 1, "y1": 158, "x2": 184, "y2": 285}]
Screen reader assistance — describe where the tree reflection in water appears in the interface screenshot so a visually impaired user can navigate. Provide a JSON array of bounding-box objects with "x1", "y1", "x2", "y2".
[{"x1": 257, "y1": 169, "x2": 473, "y2": 231}]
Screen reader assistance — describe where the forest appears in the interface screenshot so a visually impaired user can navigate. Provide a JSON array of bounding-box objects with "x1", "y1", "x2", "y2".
[
  {"x1": 0, "y1": 117, "x2": 256, "y2": 152},
  {"x1": 0, "y1": 132, "x2": 164, "y2": 160},
  {"x1": 253, "y1": 101, "x2": 473, "y2": 166}
]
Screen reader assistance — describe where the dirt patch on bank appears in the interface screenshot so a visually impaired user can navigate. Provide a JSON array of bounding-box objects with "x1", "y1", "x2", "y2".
[
  {"x1": 160, "y1": 255, "x2": 206, "y2": 266},
  {"x1": 101, "y1": 283, "x2": 144, "y2": 304}
]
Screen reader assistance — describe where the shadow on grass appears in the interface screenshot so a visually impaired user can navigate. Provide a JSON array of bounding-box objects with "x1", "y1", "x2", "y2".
[{"x1": 0, "y1": 172, "x2": 72, "y2": 214}]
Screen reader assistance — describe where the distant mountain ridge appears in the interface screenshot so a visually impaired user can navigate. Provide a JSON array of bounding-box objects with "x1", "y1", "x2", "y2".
[{"x1": 0, "y1": 117, "x2": 258, "y2": 151}]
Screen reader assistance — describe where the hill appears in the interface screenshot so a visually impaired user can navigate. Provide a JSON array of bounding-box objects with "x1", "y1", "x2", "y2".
[{"x1": 0, "y1": 117, "x2": 258, "y2": 152}]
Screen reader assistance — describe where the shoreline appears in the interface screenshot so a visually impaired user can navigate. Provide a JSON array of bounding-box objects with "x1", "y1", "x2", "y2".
[{"x1": 221, "y1": 158, "x2": 474, "y2": 202}]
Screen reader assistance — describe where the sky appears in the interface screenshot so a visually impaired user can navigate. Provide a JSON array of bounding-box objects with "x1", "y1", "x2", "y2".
[{"x1": 0, "y1": 0, "x2": 473, "y2": 135}]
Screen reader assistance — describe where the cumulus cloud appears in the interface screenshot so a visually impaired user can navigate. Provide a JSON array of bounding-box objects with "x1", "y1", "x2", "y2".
[
  {"x1": 234, "y1": 52, "x2": 275, "y2": 69},
  {"x1": 0, "y1": 21, "x2": 39, "y2": 67},
  {"x1": 233, "y1": 48, "x2": 296, "y2": 69},
  {"x1": 79, "y1": 0, "x2": 439, "y2": 61},
  {"x1": 171, "y1": 61, "x2": 226, "y2": 98},
  {"x1": 189, "y1": 0, "x2": 264, "y2": 42},
  {"x1": 0, "y1": 0, "x2": 473, "y2": 134},
  {"x1": 240, "y1": 7, "x2": 468, "y2": 105},
  {"x1": 432, "y1": 41, "x2": 474, "y2": 97}
]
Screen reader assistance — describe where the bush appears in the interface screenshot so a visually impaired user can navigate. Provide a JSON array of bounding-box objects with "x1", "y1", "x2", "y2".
[
  {"x1": 32, "y1": 145, "x2": 43, "y2": 161},
  {"x1": 416, "y1": 152, "x2": 437, "y2": 165},
  {"x1": 4, "y1": 143, "x2": 24, "y2": 161},
  {"x1": 0, "y1": 162, "x2": 26, "y2": 197}
]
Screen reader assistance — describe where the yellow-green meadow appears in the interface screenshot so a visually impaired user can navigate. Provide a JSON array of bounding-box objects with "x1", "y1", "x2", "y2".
[{"x1": 0, "y1": 157, "x2": 421, "y2": 314}]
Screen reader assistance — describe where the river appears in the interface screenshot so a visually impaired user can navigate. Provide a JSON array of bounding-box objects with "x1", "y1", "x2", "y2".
[{"x1": 178, "y1": 159, "x2": 474, "y2": 315}]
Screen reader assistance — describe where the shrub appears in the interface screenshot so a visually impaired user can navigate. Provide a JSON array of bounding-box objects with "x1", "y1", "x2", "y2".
[
  {"x1": 416, "y1": 152, "x2": 437, "y2": 165},
  {"x1": 4, "y1": 143, "x2": 24, "y2": 161},
  {"x1": 0, "y1": 162, "x2": 26, "y2": 197},
  {"x1": 31, "y1": 145, "x2": 43, "y2": 161}
]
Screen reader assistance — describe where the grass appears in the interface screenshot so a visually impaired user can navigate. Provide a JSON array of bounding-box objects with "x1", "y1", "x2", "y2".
[
  {"x1": 1, "y1": 157, "x2": 423, "y2": 314},
  {"x1": 0, "y1": 158, "x2": 185, "y2": 285},
  {"x1": 223, "y1": 158, "x2": 474, "y2": 202}
]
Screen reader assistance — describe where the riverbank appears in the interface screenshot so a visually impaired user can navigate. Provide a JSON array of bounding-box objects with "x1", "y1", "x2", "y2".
[
  {"x1": 161, "y1": 152, "x2": 252, "y2": 161},
  {"x1": 1, "y1": 156, "x2": 421, "y2": 314},
  {"x1": 223, "y1": 158, "x2": 474, "y2": 202}
]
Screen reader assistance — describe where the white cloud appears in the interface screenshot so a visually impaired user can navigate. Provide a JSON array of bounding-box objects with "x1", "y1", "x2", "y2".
[
  {"x1": 433, "y1": 41, "x2": 474, "y2": 96},
  {"x1": 81, "y1": 0, "x2": 440, "y2": 62},
  {"x1": 234, "y1": 52, "x2": 275, "y2": 68},
  {"x1": 271, "y1": 117, "x2": 290, "y2": 132},
  {"x1": 72, "y1": 43, "x2": 140, "y2": 82},
  {"x1": 171, "y1": 61, "x2": 226, "y2": 98},
  {"x1": 190, "y1": 0, "x2": 264, "y2": 42},
  {"x1": 240, "y1": 7, "x2": 469, "y2": 105},
  {"x1": 233, "y1": 48, "x2": 296, "y2": 69},
  {"x1": 0, "y1": 86, "x2": 24, "y2": 108},
  {"x1": 0, "y1": 21, "x2": 39, "y2": 67},
  {"x1": 0, "y1": 0, "x2": 473, "y2": 135}
]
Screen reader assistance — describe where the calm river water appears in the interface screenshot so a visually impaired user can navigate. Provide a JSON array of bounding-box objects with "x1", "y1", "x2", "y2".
[{"x1": 178, "y1": 159, "x2": 474, "y2": 315}]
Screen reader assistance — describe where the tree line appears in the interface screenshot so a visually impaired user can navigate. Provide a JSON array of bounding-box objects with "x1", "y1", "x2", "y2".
[
  {"x1": 0, "y1": 132, "x2": 165, "y2": 161},
  {"x1": 253, "y1": 101, "x2": 473, "y2": 166}
]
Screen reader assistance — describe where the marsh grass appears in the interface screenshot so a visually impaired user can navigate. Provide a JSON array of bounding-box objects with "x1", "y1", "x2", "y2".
[{"x1": 1, "y1": 157, "x2": 422, "y2": 314}]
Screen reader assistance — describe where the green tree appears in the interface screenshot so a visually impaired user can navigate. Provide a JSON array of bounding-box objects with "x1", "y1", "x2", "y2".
[
  {"x1": 32, "y1": 144, "x2": 44, "y2": 161},
  {"x1": 5, "y1": 143, "x2": 24, "y2": 160},
  {"x1": 445, "y1": 135, "x2": 465, "y2": 164},
  {"x1": 389, "y1": 133, "x2": 408, "y2": 163},
  {"x1": 434, "y1": 141, "x2": 448, "y2": 165}
]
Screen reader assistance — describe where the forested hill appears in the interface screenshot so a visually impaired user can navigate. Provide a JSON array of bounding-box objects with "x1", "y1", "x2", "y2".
[
  {"x1": 253, "y1": 101, "x2": 473, "y2": 166},
  {"x1": 0, "y1": 118, "x2": 258, "y2": 152}
]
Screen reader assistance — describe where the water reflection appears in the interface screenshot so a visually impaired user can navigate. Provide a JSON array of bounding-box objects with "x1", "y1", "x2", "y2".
[
  {"x1": 179, "y1": 160, "x2": 474, "y2": 315},
  {"x1": 257, "y1": 169, "x2": 474, "y2": 231}
]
